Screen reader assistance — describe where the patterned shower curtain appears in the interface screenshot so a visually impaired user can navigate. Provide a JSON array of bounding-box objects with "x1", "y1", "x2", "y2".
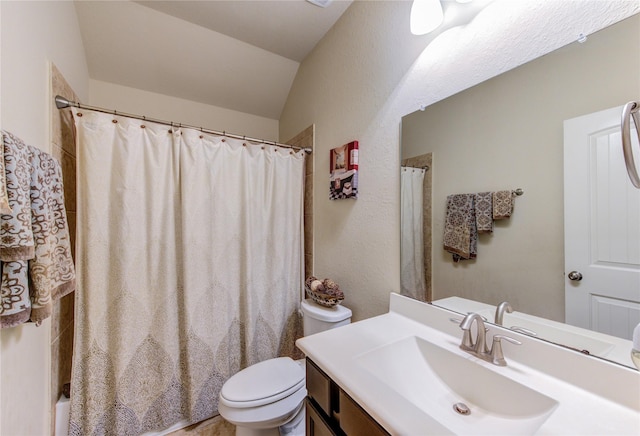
[
  {"x1": 69, "y1": 109, "x2": 305, "y2": 435},
  {"x1": 400, "y1": 167, "x2": 426, "y2": 301}
]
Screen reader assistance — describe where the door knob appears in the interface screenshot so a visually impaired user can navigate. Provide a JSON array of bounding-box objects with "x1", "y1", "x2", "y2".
[{"x1": 568, "y1": 271, "x2": 583, "y2": 281}]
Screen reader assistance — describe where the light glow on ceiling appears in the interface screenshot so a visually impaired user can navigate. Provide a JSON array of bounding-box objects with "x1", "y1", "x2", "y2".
[{"x1": 410, "y1": 0, "x2": 445, "y2": 35}]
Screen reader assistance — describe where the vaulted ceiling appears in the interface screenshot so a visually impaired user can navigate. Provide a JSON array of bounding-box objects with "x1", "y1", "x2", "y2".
[{"x1": 75, "y1": 0, "x2": 353, "y2": 119}]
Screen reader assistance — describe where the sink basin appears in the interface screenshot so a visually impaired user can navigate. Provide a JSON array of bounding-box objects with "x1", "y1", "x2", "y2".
[{"x1": 355, "y1": 336, "x2": 558, "y2": 435}]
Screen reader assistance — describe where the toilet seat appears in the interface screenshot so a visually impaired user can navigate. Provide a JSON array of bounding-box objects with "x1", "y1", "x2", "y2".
[
  {"x1": 218, "y1": 384, "x2": 307, "y2": 430},
  {"x1": 219, "y1": 357, "x2": 305, "y2": 408}
]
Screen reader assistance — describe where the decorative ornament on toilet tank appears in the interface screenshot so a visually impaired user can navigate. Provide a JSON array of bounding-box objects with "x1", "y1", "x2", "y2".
[
  {"x1": 305, "y1": 276, "x2": 345, "y2": 307},
  {"x1": 329, "y1": 141, "x2": 358, "y2": 199}
]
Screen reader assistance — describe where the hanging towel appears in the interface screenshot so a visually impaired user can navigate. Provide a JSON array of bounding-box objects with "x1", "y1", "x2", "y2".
[
  {"x1": 1, "y1": 131, "x2": 35, "y2": 328},
  {"x1": 0, "y1": 131, "x2": 35, "y2": 261},
  {"x1": 474, "y1": 191, "x2": 494, "y2": 233},
  {"x1": 0, "y1": 134, "x2": 12, "y2": 216},
  {"x1": 28, "y1": 146, "x2": 76, "y2": 324},
  {"x1": 0, "y1": 261, "x2": 31, "y2": 328},
  {"x1": 0, "y1": 131, "x2": 75, "y2": 328},
  {"x1": 443, "y1": 194, "x2": 477, "y2": 262},
  {"x1": 493, "y1": 190, "x2": 515, "y2": 219}
]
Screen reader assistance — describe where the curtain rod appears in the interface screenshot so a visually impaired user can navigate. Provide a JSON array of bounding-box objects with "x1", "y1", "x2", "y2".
[{"x1": 54, "y1": 95, "x2": 312, "y2": 154}]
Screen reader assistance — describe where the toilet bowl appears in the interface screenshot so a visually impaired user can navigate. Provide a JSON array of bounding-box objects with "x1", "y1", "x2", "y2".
[
  {"x1": 219, "y1": 357, "x2": 307, "y2": 436},
  {"x1": 218, "y1": 299, "x2": 352, "y2": 436}
]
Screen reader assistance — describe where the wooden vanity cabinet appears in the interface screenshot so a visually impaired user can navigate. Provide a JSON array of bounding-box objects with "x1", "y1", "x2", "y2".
[{"x1": 305, "y1": 358, "x2": 389, "y2": 436}]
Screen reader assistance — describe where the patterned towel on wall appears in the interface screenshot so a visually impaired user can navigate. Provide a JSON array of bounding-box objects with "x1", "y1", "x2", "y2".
[
  {"x1": 0, "y1": 131, "x2": 35, "y2": 261},
  {"x1": 28, "y1": 146, "x2": 76, "y2": 324},
  {"x1": 493, "y1": 190, "x2": 515, "y2": 219},
  {"x1": 0, "y1": 131, "x2": 75, "y2": 328},
  {"x1": 1, "y1": 131, "x2": 35, "y2": 327},
  {"x1": 0, "y1": 260, "x2": 30, "y2": 327},
  {"x1": 443, "y1": 194, "x2": 477, "y2": 262},
  {"x1": 474, "y1": 191, "x2": 493, "y2": 233},
  {"x1": 0, "y1": 133, "x2": 12, "y2": 216}
]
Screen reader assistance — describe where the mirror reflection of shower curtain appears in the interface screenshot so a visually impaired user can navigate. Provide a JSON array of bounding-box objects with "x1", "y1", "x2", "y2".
[
  {"x1": 401, "y1": 167, "x2": 426, "y2": 300},
  {"x1": 69, "y1": 108, "x2": 305, "y2": 435}
]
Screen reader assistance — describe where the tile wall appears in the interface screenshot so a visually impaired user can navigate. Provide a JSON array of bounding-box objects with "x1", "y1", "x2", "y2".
[
  {"x1": 285, "y1": 125, "x2": 315, "y2": 279},
  {"x1": 50, "y1": 63, "x2": 78, "y2": 434}
]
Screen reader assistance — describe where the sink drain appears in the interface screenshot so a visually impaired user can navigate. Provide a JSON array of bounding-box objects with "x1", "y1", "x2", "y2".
[{"x1": 453, "y1": 402, "x2": 471, "y2": 415}]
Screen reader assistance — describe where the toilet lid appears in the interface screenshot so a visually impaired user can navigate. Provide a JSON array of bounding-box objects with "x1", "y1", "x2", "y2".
[{"x1": 220, "y1": 357, "x2": 305, "y2": 406}]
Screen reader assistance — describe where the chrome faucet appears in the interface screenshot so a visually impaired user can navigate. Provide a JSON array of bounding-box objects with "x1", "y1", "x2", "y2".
[
  {"x1": 495, "y1": 301, "x2": 513, "y2": 325},
  {"x1": 459, "y1": 312, "x2": 521, "y2": 366},
  {"x1": 459, "y1": 313, "x2": 489, "y2": 354}
]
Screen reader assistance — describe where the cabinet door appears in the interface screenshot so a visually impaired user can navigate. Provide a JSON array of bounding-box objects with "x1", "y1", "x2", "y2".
[
  {"x1": 338, "y1": 390, "x2": 389, "y2": 436},
  {"x1": 306, "y1": 399, "x2": 337, "y2": 436}
]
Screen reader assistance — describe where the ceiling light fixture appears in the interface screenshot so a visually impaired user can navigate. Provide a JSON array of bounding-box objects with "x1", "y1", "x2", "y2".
[
  {"x1": 306, "y1": 0, "x2": 333, "y2": 8},
  {"x1": 410, "y1": 0, "x2": 444, "y2": 35}
]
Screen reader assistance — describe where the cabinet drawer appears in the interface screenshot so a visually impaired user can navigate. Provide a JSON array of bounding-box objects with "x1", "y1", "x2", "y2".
[
  {"x1": 305, "y1": 398, "x2": 337, "y2": 436},
  {"x1": 338, "y1": 390, "x2": 389, "y2": 436},
  {"x1": 306, "y1": 359, "x2": 332, "y2": 416}
]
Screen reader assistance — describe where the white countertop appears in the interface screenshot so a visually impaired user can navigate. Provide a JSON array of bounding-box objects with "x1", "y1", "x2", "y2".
[{"x1": 296, "y1": 294, "x2": 640, "y2": 435}]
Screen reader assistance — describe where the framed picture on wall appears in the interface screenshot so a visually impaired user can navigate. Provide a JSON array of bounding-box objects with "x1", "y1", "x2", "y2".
[{"x1": 329, "y1": 141, "x2": 358, "y2": 200}]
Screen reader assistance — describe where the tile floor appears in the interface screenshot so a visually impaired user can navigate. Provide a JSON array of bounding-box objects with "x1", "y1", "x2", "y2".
[{"x1": 168, "y1": 415, "x2": 235, "y2": 436}]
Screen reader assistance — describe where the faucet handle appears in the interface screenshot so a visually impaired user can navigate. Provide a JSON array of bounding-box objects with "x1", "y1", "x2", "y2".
[
  {"x1": 509, "y1": 325, "x2": 538, "y2": 336},
  {"x1": 490, "y1": 334, "x2": 522, "y2": 366}
]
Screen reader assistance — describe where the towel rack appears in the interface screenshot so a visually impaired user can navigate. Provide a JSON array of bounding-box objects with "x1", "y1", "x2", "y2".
[
  {"x1": 401, "y1": 165, "x2": 429, "y2": 171},
  {"x1": 621, "y1": 101, "x2": 640, "y2": 189}
]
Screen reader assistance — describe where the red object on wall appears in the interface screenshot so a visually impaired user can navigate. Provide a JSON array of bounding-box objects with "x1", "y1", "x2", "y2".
[
  {"x1": 329, "y1": 141, "x2": 359, "y2": 200},
  {"x1": 330, "y1": 141, "x2": 358, "y2": 172}
]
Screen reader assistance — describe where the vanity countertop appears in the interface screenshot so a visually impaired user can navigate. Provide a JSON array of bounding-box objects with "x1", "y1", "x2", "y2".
[{"x1": 296, "y1": 293, "x2": 640, "y2": 435}]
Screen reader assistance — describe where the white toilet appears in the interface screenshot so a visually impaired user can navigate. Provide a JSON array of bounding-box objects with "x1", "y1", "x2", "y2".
[{"x1": 218, "y1": 298, "x2": 352, "y2": 436}]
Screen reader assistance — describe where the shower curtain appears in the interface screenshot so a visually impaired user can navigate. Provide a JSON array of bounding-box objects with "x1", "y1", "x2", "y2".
[
  {"x1": 69, "y1": 109, "x2": 305, "y2": 435},
  {"x1": 400, "y1": 167, "x2": 426, "y2": 301}
]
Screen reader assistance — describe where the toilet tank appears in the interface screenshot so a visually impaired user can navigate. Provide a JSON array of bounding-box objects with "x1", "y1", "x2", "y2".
[{"x1": 301, "y1": 298, "x2": 352, "y2": 336}]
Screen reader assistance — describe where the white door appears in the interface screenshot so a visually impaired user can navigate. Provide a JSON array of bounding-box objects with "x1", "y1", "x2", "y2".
[{"x1": 564, "y1": 105, "x2": 640, "y2": 340}]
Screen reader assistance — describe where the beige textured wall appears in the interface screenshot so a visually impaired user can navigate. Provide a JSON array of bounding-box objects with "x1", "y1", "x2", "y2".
[
  {"x1": 279, "y1": 1, "x2": 639, "y2": 322},
  {"x1": 280, "y1": 1, "x2": 423, "y2": 321},
  {"x1": 402, "y1": 15, "x2": 639, "y2": 322},
  {"x1": 89, "y1": 80, "x2": 280, "y2": 142},
  {"x1": 0, "y1": 2, "x2": 89, "y2": 435}
]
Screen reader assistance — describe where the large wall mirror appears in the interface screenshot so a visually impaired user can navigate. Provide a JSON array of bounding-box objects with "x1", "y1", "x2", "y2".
[{"x1": 400, "y1": 14, "x2": 640, "y2": 368}]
